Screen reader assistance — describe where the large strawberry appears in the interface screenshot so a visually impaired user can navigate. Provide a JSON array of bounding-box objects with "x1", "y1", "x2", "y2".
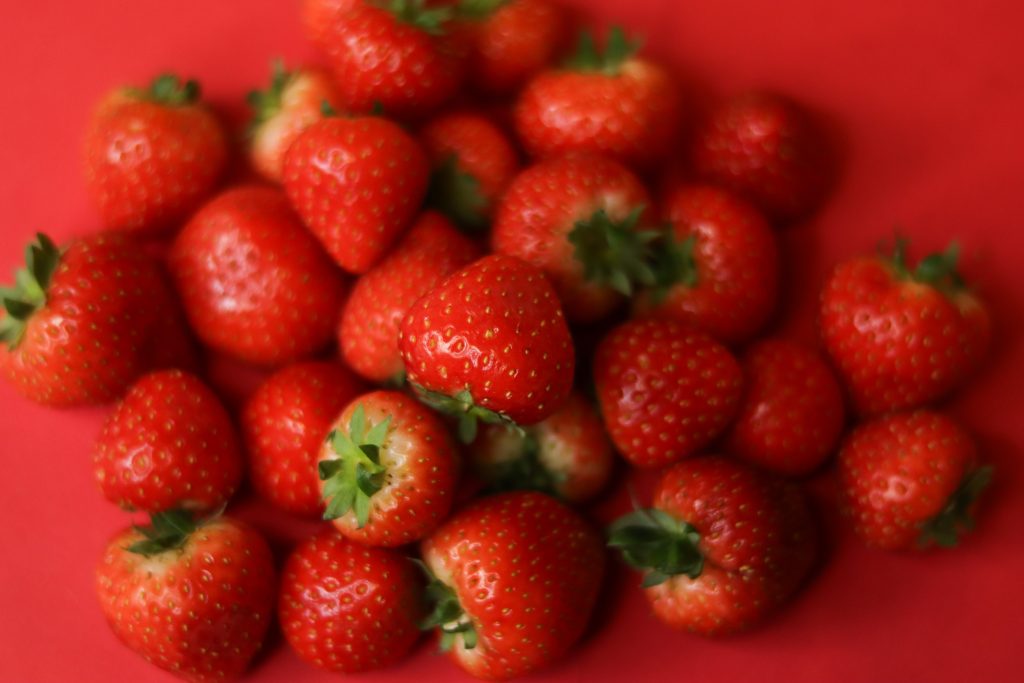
[
  {"x1": 514, "y1": 27, "x2": 682, "y2": 169},
  {"x1": 83, "y1": 74, "x2": 227, "y2": 234},
  {"x1": 594, "y1": 318, "x2": 743, "y2": 468},
  {"x1": 318, "y1": 390, "x2": 459, "y2": 546},
  {"x1": 609, "y1": 456, "x2": 817, "y2": 636},
  {"x1": 819, "y1": 240, "x2": 991, "y2": 416},
  {"x1": 838, "y1": 410, "x2": 991, "y2": 550},
  {"x1": 169, "y1": 185, "x2": 347, "y2": 366},
  {"x1": 96, "y1": 511, "x2": 275, "y2": 682},
  {"x1": 283, "y1": 114, "x2": 430, "y2": 273},
  {"x1": 242, "y1": 361, "x2": 365, "y2": 517},
  {"x1": 279, "y1": 528, "x2": 424, "y2": 672},
  {"x1": 303, "y1": 0, "x2": 357, "y2": 48},
  {"x1": 420, "y1": 491, "x2": 605, "y2": 679},
  {"x1": 340, "y1": 212, "x2": 479, "y2": 383},
  {"x1": 399, "y1": 254, "x2": 575, "y2": 438}
]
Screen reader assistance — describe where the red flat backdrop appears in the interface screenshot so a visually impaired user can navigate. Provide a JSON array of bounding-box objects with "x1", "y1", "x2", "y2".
[{"x1": 2, "y1": 1, "x2": 1023, "y2": 682}]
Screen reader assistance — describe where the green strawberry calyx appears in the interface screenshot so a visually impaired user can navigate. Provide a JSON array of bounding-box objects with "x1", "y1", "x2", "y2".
[
  {"x1": 918, "y1": 465, "x2": 994, "y2": 548},
  {"x1": 0, "y1": 233, "x2": 60, "y2": 349},
  {"x1": 565, "y1": 26, "x2": 641, "y2": 76},
  {"x1": 479, "y1": 430, "x2": 563, "y2": 496},
  {"x1": 456, "y1": 0, "x2": 508, "y2": 20},
  {"x1": 319, "y1": 404, "x2": 392, "y2": 528},
  {"x1": 127, "y1": 509, "x2": 202, "y2": 557},
  {"x1": 384, "y1": 0, "x2": 454, "y2": 35},
  {"x1": 608, "y1": 508, "x2": 704, "y2": 588},
  {"x1": 246, "y1": 59, "x2": 293, "y2": 131},
  {"x1": 132, "y1": 73, "x2": 201, "y2": 107},
  {"x1": 890, "y1": 239, "x2": 966, "y2": 296},
  {"x1": 426, "y1": 155, "x2": 489, "y2": 232},
  {"x1": 412, "y1": 385, "x2": 523, "y2": 444},
  {"x1": 414, "y1": 559, "x2": 479, "y2": 651}
]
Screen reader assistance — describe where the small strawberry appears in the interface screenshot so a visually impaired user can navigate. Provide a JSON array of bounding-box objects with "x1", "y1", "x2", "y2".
[
  {"x1": 94, "y1": 370, "x2": 242, "y2": 513},
  {"x1": 725, "y1": 339, "x2": 846, "y2": 476},
  {"x1": 514, "y1": 27, "x2": 683, "y2": 169},
  {"x1": 83, "y1": 74, "x2": 227, "y2": 234},
  {"x1": 633, "y1": 184, "x2": 779, "y2": 345},
  {"x1": 609, "y1": 456, "x2": 817, "y2": 636},
  {"x1": 399, "y1": 254, "x2": 575, "y2": 438},
  {"x1": 470, "y1": 392, "x2": 613, "y2": 503},
  {"x1": 279, "y1": 528, "x2": 424, "y2": 672},
  {"x1": 303, "y1": 0, "x2": 357, "y2": 48},
  {"x1": 819, "y1": 240, "x2": 991, "y2": 416},
  {"x1": 246, "y1": 62, "x2": 344, "y2": 183},
  {"x1": 420, "y1": 491, "x2": 605, "y2": 679},
  {"x1": 169, "y1": 185, "x2": 347, "y2": 366},
  {"x1": 318, "y1": 390, "x2": 459, "y2": 546},
  {"x1": 96, "y1": 511, "x2": 275, "y2": 682},
  {"x1": 340, "y1": 212, "x2": 480, "y2": 383},
  {"x1": 594, "y1": 318, "x2": 743, "y2": 468},
  {"x1": 283, "y1": 114, "x2": 430, "y2": 273},
  {"x1": 838, "y1": 410, "x2": 991, "y2": 550},
  {"x1": 693, "y1": 92, "x2": 827, "y2": 224},
  {"x1": 242, "y1": 361, "x2": 365, "y2": 517}
]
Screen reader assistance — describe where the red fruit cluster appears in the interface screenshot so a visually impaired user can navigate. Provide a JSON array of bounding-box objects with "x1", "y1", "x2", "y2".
[{"x1": 0, "y1": 1, "x2": 997, "y2": 681}]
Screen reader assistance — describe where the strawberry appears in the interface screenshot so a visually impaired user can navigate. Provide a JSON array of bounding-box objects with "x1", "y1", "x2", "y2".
[
  {"x1": 399, "y1": 254, "x2": 575, "y2": 437},
  {"x1": 94, "y1": 370, "x2": 242, "y2": 513},
  {"x1": 514, "y1": 27, "x2": 682, "y2": 169},
  {"x1": 837, "y1": 410, "x2": 991, "y2": 550},
  {"x1": 340, "y1": 212, "x2": 479, "y2": 383},
  {"x1": 594, "y1": 318, "x2": 743, "y2": 468},
  {"x1": 283, "y1": 114, "x2": 430, "y2": 273},
  {"x1": 96, "y1": 511, "x2": 275, "y2": 682},
  {"x1": 83, "y1": 74, "x2": 227, "y2": 234},
  {"x1": 420, "y1": 491, "x2": 605, "y2": 679},
  {"x1": 242, "y1": 361, "x2": 365, "y2": 517},
  {"x1": 819, "y1": 240, "x2": 991, "y2": 416},
  {"x1": 725, "y1": 339, "x2": 846, "y2": 476},
  {"x1": 169, "y1": 185, "x2": 347, "y2": 366},
  {"x1": 0, "y1": 232, "x2": 176, "y2": 406},
  {"x1": 470, "y1": 392, "x2": 613, "y2": 503},
  {"x1": 302, "y1": 0, "x2": 357, "y2": 48},
  {"x1": 318, "y1": 390, "x2": 459, "y2": 546},
  {"x1": 279, "y1": 528, "x2": 424, "y2": 672},
  {"x1": 609, "y1": 456, "x2": 818, "y2": 636},
  {"x1": 633, "y1": 184, "x2": 779, "y2": 345},
  {"x1": 693, "y1": 92, "x2": 826, "y2": 224},
  {"x1": 420, "y1": 110, "x2": 519, "y2": 230},
  {"x1": 246, "y1": 62, "x2": 344, "y2": 183}
]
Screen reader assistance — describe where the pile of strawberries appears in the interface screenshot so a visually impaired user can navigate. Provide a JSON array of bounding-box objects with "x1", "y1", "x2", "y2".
[{"x1": 0, "y1": 0, "x2": 995, "y2": 681}]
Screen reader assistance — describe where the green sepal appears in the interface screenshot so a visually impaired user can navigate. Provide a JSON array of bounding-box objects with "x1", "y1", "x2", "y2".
[
  {"x1": 413, "y1": 559, "x2": 478, "y2": 651},
  {"x1": 126, "y1": 509, "x2": 199, "y2": 556},
  {"x1": 564, "y1": 26, "x2": 641, "y2": 75},
  {"x1": 319, "y1": 404, "x2": 391, "y2": 528},
  {"x1": 246, "y1": 59, "x2": 291, "y2": 132},
  {"x1": 608, "y1": 508, "x2": 704, "y2": 586},
  {"x1": 569, "y1": 206, "x2": 672, "y2": 296},
  {"x1": 889, "y1": 238, "x2": 966, "y2": 296},
  {"x1": 412, "y1": 385, "x2": 523, "y2": 444},
  {"x1": 479, "y1": 431, "x2": 561, "y2": 496},
  {"x1": 646, "y1": 233, "x2": 697, "y2": 303},
  {"x1": 141, "y1": 74, "x2": 200, "y2": 106},
  {"x1": 0, "y1": 233, "x2": 61, "y2": 349},
  {"x1": 456, "y1": 0, "x2": 508, "y2": 20},
  {"x1": 918, "y1": 465, "x2": 994, "y2": 548},
  {"x1": 427, "y1": 155, "x2": 489, "y2": 232},
  {"x1": 385, "y1": 0, "x2": 454, "y2": 35}
]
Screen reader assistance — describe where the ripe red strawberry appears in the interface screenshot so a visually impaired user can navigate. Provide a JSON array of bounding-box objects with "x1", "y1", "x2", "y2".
[
  {"x1": 470, "y1": 392, "x2": 613, "y2": 503},
  {"x1": 318, "y1": 390, "x2": 459, "y2": 546},
  {"x1": 340, "y1": 212, "x2": 479, "y2": 383},
  {"x1": 83, "y1": 74, "x2": 227, "y2": 234},
  {"x1": 243, "y1": 361, "x2": 365, "y2": 517},
  {"x1": 838, "y1": 410, "x2": 991, "y2": 550},
  {"x1": 302, "y1": 0, "x2": 357, "y2": 48},
  {"x1": 169, "y1": 185, "x2": 347, "y2": 366},
  {"x1": 247, "y1": 62, "x2": 344, "y2": 183},
  {"x1": 609, "y1": 456, "x2": 818, "y2": 636},
  {"x1": 819, "y1": 241, "x2": 991, "y2": 416},
  {"x1": 633, "y1": 184, "x2": 779, "y2": 345},
  {"x1": 420, "y1": 491, "x2": 605, "y2": 679},
  {"x1": 323, "y1": 0, "x2": 469, "y2": 118},
  {"x1": 693, "y1": 92, "x2": 826, "y2": 224},
  {"x1": 725, "y1": 339, "x2": 846, "y2": 476},
  {"x1": 96, "y1": 511, "x2": 275, "y2": 682},
  {"x1": 399, "y1": 254, "x2": 575, "y2": 436},
  {"x1": 94, "y1": 370, "x2": 242, "y2": 513},
  {"x1": 0, "y1": 232, "x2": 176, "y2": 406},
  {"x1": 514, "y1": 27, "x2": 682, "y2": 169},
  {"x1": 420, "y1": 111, "x2": 519, "y2": 230},
  {"x1": 279, "y1": 528, "x2": 424, "y2": 672},
  {"x1": 594, "y1": 318, "x2": 743, "y2": 468},
  {"x1": 283, "y1": 114, "x2": 430, "y2": 273}
]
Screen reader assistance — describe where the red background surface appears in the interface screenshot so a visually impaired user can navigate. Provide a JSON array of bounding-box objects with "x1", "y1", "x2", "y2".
[{"x1": 1, "y1": 1, "x2": 1023, "y2": 682}]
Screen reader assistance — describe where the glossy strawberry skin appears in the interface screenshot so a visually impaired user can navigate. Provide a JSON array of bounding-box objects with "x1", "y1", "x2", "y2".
[
  {"x1": 340, "y1": 212, "x2": 480, "y2": 383},
  {"x1": 302, "y1": 0, "x2": 357, "y2": 48},
  {"x1": 95, "y1": 517, "x2": 275, "y2": 682},
  {"x1": 421, "y1": 491, "x2": 605, "y2": 680},
  {"x1": 169, "y1": 185, "x2": 347, "y2": 366},
  {"x1": 634, "y1": 184, "x2": 779, "y2": 345},
  {"x1": 283, "y1": 116, "x2": 430, "y2": 274},
  {"x1": 399, "y1": 254, "x2": 575, "y2": 425},
  {"x1": 279, "y1": 529, "x2": 423, "y2": 672},
  {"x1": 594, "y1": 319, "x2": 743, "y2": 468},
  {"x1": 242, "y1": 361, "x2": 365, "y2": 517}
]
